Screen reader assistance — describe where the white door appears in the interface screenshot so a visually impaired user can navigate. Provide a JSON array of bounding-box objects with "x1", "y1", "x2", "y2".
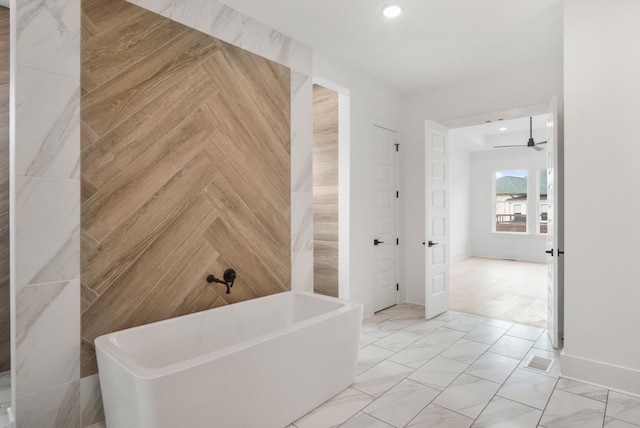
[
  {"x1": 373, "y1": 125, "x2": 398, "y2": 312},
  {"x1": 546, "y1": 98, "x2": 564, "y2": 347},
  {"x1": 425, "y1": 120, "x2": 450, "y2": 319}
]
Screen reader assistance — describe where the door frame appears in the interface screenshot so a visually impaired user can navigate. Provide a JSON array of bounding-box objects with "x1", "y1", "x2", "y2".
[{"x1": 439, "y1": 100, "x2": 564, "y2": 346}]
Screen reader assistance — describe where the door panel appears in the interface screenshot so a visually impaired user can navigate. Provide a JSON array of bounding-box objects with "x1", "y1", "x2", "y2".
[
  {"x1": 546, "y1": 98, "x2": 563, "y2": 348},
  {"x1": 374, "y1": 125, "x2": 398, "y2": 311},
  {"x1": 425, "y1": 120, "x2": 450, "y2": 319}
]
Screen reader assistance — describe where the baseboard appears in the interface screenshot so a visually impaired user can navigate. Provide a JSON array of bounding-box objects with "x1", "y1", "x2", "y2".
[{"x1": 561, "y1": 352, "x2": 640, "y2": 396}]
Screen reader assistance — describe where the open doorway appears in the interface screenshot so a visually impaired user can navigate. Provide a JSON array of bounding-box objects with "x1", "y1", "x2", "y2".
[{"x1": 448, "y1": 114, "x2": 549, "y2": 327}]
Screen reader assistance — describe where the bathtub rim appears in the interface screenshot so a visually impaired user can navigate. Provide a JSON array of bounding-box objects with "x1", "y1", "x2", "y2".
[{"x1": 95, "y1": 291, "x2": 362, "y2": 380}]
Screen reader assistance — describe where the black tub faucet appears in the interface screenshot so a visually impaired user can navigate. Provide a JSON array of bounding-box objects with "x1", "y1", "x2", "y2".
[{"x1": 207, "y1": 268, "x2": 237, "y2": 294}]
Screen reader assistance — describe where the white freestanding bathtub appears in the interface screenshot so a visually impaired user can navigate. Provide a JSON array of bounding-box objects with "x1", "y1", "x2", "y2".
[{"x1": 95, "y1": 291, "x2": 362, "y2": 428}]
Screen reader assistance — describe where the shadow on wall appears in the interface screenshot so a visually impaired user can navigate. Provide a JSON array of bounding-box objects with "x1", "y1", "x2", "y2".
[{"x1": 80, "y1": 0, "x2": 292, "y2": 377}]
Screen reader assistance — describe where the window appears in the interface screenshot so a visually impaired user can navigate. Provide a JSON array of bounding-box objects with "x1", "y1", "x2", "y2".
[{"x1": 495, "y1": 170, "x2": 528, "y2": 233}]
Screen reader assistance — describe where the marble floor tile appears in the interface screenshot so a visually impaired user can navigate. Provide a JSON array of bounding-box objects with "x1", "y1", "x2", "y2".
[
  {"x1": 374, "y1": 330, "x2": 424, "y2": 353},
  {"x1": 556, "y1": 378, "x2": 608, "y2": 402},
  {"x1": 489, "y1": 335, "x2": 535, "y2": 360},
  {"x1": 408, "y1": 355, "x2": 469, "y2": 390},
  {"x1": 363, "y1": 313, "x2": 393, "y2": 326},
  {"x1": 473, "y1": 396, "x2": 542, "y2": 428},
  {"x1": 463, "y1": 324, "x2": 507, "y2": 345},
  {"x1": 439, "y1": 339, "x2": 491, "y2": 364},
  {"x1": 362, "y1": 321, "x2": 406, "y2": 339},
  {"x1": 294, "y1": 387, "x2": 374, "y2": 428},
  {"x1": 406, "y1": 403, "x2": 474, "y2": 428},
  {"x1": 402, "y1": 319, "x2": 446, "y2": 336},
  {"x1": 359, "y1": 333, "x2": 379, "y2": 349},
  {"x1": 418, "y1": 327, "x2": 466, "y2": 346},
  {"x1": 465, "y1": 352, "x2": 521, "y2": 384},
  {"x1": 533, "y1": 332, "x2": 556, "y2": 351},
  {"x1": 357, "y1": 345, "x2": 395, "y2": 375},
  {"x1": 389, "y1": 312, "x2": 425, "y2": 325},
  {"x1": 505, "y1": 324, "x2": 544, "y2": 341},
  {"x1": 483, "y1": 318, "x2": 515, "y2": 330},
  {"x1": 444, "y1": 315, "x2": 487, "y2": 332},
  {"x1": 352, "y1": 360, "x2": 414, "y2": 398},
  {"x1": 603, "y1": 416, "x2": 640, "y2": 427},
  {"x1": 432, "y1": 374, "x2": 501, "y2": 419},
  {"x1": 434, "y1": 311, "x2": 464, "y2": 322},
  {"x1": 539, "y1": 389, "x2": 605, "y2": 428},
  {"x1": 388, "y1": 342, "x2": 447, "y2": 369},
  {"x1": 606, "y1": 391, "x2": 640, "y2": 425},
  {"x1": 379, "y1": 304, "x2": 418, "y2": 316},
  {"x1": 497, "y1": 368, "x2": 558, "y2": 410},
  {"x1": 363, "y1": 379, "x2": 440, "y2": 428},
  {"x1": 339, "y1": 412, "x2": 393, "y2": 428}
]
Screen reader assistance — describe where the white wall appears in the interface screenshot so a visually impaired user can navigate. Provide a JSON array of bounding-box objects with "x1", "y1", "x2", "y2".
[
  {"x1": 313, "y1": 52, "x2": 404, "y2": 317},
  {"x1": 449, "y1": 141, "x2": 472, "y2": 261},
  {"x1": 401, "y1": 65, "x2": 563, "y2": 305},
  {"x1": 562, "y1": 0, "x2": 640, "y2": 394},
  {"x1": 470, "y1": 148, "x2": 547, "y2": 263}
]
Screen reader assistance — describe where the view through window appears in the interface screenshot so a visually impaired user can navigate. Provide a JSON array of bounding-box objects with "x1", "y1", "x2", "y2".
[{"x1": 494, "y1": 169, "x2": 548, "y2": 234}]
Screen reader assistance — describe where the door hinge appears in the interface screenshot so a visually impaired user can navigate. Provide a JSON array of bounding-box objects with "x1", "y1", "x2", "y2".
[
  {"x1": 395, "y1": 143, "x2": 399, "y2": 152},
  {"x1": 396, "y1": 191, "x2": 399, "y2": 198},
  {"x1": 396, "y1": 238, "x2": 399, "y2": 245},
  {"x1": 396, "y1": 283, "x2": 399, "y2": 291}
]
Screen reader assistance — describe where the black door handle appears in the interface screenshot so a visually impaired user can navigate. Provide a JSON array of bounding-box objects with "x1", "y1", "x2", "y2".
[
  {"x1": 428, "y1": 241, "x2": 438, "y2": 247},
  {"x1": 374, "y1": 239, "x2": 384, "y2": 246},
  {"x1": 545, "y1": 249, "x2": 554, "y2": 256}
]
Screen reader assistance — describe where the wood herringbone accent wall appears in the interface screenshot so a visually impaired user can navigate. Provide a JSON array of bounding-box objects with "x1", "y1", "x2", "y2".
[
  {"x1": 0, "y1": 6, "x2": 10, "y2": 373},
  {"x1": 312, "y1": 85, "x2": 339, "y2": 297},
  {"x1": 81, "y1": 0, "x2": 291, "y2": 377}
]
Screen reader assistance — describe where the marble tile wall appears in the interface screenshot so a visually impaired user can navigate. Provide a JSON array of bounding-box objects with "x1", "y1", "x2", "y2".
[
  {"x1": 11, "y1": 0, "x2": 312, "y2": 427},
  {"x1": 12, "y1": 0, "x2": 82, "y2": 427}
]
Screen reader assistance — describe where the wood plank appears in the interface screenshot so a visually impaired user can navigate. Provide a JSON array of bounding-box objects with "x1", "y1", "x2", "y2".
[
  {"x1": 202, "y1": 125, "x2": 290, "y2": 246},
  {"x1": 82, "y1": 30, "x2": 218, "y2": 136},
  {"x1": 204, "y1": 218, "x2": 289, "y2": 296},
  {"x1": 202, "y1": 174, "x2": 290, "y2": 280},
  {"x1": 82, "y1": 153, "x2": 218, "y2": 294},
  {"x1": 82, "y1": 9, "x2": 187, "y2": 89},
  {"x1": 82, "y1": 108, "x2": 216, "y2": 243},
  {"x1": 202, "y1": 53, "x2": 290, "y2": 186},
  {"x1": 82, "y1": 0, "x2": 146, "y2": 35},
  {"x1": 312, "y1": 84, "x2": 339, "y2": 297},
  {"x1": 82, "y1": 196, "x2": 219, "y2": 341},
  {"x1": 82, "y1": 65, "x2": 216, "y2": 189},
  {"x1": 125, "y1": 238, "x2": 222, "y2": 327}
]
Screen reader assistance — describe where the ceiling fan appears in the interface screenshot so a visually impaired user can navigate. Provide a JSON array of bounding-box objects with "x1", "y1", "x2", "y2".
[{"x1": 494, "y1": 117, "x2": 547, "y2": 151}]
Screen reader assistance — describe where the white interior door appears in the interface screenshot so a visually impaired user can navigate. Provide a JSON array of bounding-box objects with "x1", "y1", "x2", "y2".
[
  {"x1": 373, "y1": 125, "x2": 398, "y2": 312},
  {"x1": 425, "y1": 120, "x2": 450, "y2": 319},
  {"x1": 546, "y1": 98, "x2": 564, "y2": 347}
]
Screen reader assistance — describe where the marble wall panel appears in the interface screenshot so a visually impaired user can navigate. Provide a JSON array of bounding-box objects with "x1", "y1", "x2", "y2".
[{"x1": 15, "y1": 280, "x2": 80, "y2": 397}]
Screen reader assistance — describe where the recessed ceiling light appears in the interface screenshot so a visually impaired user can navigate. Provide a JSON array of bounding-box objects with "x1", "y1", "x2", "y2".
[
  {"x1": 499, "y1": 127, "x2": 507, "y2": 131},
  {"x1": 382, "y1": 5, "x2": 402, "y2": 18}
]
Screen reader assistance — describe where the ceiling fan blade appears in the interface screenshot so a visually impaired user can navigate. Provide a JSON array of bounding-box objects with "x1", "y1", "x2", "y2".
[
  {"x1": 493, "y1": 145, "x2": 525, "y2": 149},
  {"x1": 536, "y1": 141, "x2": 548, "y2": 145},
  {"x1": 532, "y1": 145, "x2": 545, "y2": 152}
]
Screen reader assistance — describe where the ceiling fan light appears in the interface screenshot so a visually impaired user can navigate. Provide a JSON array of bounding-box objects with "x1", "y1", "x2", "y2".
[{"x1": 382, "y1": 5, "x2": 402, "y2": 18}]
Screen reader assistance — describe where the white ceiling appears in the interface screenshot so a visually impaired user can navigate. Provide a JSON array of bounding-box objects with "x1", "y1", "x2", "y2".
[
  {"x1": 451, "y1": 113, "x2": 549, "y2": 152},
  {"x1": 216, "y1": 0, "x2": 564, "y2": 94}
]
